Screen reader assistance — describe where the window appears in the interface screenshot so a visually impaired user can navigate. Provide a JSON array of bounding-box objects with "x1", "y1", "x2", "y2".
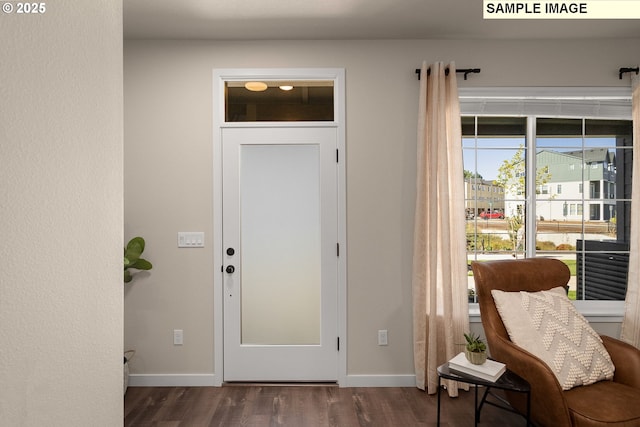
[
  {"x1": 463, "y1": 114, "x2": 632, "y2": 304},
  {"x1": 225, "y1": 80, "x2": 334, "y2": 122}
]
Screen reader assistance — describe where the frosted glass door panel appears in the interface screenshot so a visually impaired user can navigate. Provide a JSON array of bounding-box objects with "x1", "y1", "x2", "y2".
[
  {"x1": 222, "y1": 126, "x2": 338, "y2": 382},
  {"x1": 240, "y1": 144, "x2": 321, "y2": 345}
]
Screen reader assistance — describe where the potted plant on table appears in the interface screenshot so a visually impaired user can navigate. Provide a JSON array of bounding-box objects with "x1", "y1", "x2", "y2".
[
  {"x1": 463, "y1": 332, "x2": 487, "y2": 365},
  {"x1": 123, "y1": 236, "x2": 153, "y2": 394}
]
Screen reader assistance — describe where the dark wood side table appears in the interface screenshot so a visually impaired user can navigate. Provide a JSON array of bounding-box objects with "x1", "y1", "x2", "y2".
[{"x1": 436, "y1": 362, "x2": 531, "y2": 427}]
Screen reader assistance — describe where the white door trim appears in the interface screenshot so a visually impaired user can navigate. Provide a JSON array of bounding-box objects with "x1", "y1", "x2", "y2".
[{"x1": 212, "y1": 68, "x2": 347, "y2": 386}]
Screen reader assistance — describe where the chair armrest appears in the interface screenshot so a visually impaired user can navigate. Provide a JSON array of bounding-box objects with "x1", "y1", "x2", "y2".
[
  {"x1": 602, "y1": 335, "x2": 640, "y2": 388},
  {"x1": 490, "y1": 335, "x2": 572, "y2": 427}
]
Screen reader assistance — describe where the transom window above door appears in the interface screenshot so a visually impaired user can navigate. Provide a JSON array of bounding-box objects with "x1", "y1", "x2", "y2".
[{"x1": 225, "y1": 80, "x2": 334, "y2": 122}]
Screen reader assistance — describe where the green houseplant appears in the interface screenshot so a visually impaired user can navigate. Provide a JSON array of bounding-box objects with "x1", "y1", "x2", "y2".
[
  {"x1": 463, "y1": 332, "x2": 487, "y2": 365},
  {"x1": 123, "y1": 236, "x2": 152, "y2": 394},
  {"x1": 124, "y1": 236, "x2": 152, "y2": 283}
]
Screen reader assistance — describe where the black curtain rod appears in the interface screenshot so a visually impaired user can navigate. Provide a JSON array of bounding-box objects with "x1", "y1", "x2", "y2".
[
  {"x1": 619, "y1": 67, "x2": 639, "y2": 80},
  {"x1": 415, "y1": 68, "x2": 481, "y2": 81},
  {"x1": 415, "y1": 66, "x2": 637, "y2": 81}
]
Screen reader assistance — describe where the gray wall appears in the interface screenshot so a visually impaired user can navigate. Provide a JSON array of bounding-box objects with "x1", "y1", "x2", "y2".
[
  {"x1": 124, "y1": 38, "x2": 638, "y2": 382},
  {"x1": 1, "y1": 1, "x2": 123, "y2": 424}
]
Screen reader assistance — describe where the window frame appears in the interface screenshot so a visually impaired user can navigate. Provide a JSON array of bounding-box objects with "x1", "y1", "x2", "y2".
[{"x1": 460, "y1": 87, "x2": 631, "y2": 323}]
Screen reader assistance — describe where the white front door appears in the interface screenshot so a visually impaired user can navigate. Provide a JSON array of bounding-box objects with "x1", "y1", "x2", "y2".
[{"x1": 222, "y1": 126, "x2": 338, "y2": 382}]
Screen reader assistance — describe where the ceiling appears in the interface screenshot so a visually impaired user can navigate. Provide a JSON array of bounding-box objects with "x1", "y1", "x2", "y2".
[{"x1": 124, "y1": 0, "x2": 640, "y2": 40}]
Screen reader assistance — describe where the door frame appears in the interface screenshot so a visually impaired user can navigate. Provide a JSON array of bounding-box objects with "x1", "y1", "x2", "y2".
[{"x1": 212, "y1": 68, "x2": 347, "y2": 386}]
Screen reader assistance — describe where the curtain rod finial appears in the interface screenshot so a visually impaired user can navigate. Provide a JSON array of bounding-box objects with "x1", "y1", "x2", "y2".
[{"x1": 619, "y1": 67, "x2": 640, "y2": 80}]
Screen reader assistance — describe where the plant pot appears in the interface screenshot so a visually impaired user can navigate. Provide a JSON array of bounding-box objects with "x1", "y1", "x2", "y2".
[
  {"x1": 124, "y1": 350, "x2": 135, "y2": 395},
  {"x1": 465, "y1": 348, "x2": 487, "y2": 365}
]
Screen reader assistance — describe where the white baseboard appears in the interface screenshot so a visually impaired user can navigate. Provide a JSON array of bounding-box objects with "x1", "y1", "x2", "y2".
[
  {"x1": 344, "y1": 374, "x2": 417, "y2": 387},
  {"x1": 128, "y1": 373, "x2": 416, "y2": 388},
  {"x1": 128, "y1": 374, "x2": 218, "y2": 387}
]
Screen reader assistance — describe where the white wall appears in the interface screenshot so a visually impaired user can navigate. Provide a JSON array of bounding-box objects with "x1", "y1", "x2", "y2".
[
  {"x1": 124, "y1": 38, "x2": 639, "y2": 384},
  {"x1": 0, "y1": 1, "x2": 123, "y2": 424}
]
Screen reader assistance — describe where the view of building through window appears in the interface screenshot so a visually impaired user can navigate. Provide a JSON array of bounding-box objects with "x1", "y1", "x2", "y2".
[{"x1": 463, "y1": 116, "x2": 632, "y2": 302}]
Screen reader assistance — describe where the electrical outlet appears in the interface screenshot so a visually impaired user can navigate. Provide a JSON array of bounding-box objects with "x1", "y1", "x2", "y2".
[
  {"x1": 378, "y1": 329, "x2": 388, "y2": 346},
  {"x1": 173, "y1": 329, "x2": 183, "y2": 345}
]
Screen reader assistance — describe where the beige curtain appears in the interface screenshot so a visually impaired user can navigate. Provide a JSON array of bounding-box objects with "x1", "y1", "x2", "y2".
[
  {"x1": 412, "y1": 61, "x2": 470, "y2": 395},
  {"x1": 621, "y1": 71, "x2": 640, "y2": 349}
]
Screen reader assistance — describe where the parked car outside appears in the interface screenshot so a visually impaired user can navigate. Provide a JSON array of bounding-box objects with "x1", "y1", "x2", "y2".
[{"x1": 478, "y1": 210, "x2": 504, "y2": 219}]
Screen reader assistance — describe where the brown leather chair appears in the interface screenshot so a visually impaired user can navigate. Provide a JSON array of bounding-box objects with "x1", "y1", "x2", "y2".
[{"x1": 472, "y1": 258, "x2": 640, "y2": 427}]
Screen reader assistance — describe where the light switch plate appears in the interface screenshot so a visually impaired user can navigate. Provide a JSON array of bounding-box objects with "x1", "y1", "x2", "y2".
[{"x1": 178, "y1": 232, "x2": 204, "y2": 248}]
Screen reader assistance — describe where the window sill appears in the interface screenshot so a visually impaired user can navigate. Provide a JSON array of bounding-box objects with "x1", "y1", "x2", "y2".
[{"x1": 469, "y1": 300, "x2": 624, "y2": 324}]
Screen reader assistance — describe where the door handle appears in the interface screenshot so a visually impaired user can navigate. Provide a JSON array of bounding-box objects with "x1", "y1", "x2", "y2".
[{"x1": 226, "y1": 265, "x2": 235, "y2": 274}]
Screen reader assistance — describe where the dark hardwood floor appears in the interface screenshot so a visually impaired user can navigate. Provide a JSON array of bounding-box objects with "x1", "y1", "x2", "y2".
[{"x1": 124, "y1": 384, "x2": 528, "y2": 426}]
